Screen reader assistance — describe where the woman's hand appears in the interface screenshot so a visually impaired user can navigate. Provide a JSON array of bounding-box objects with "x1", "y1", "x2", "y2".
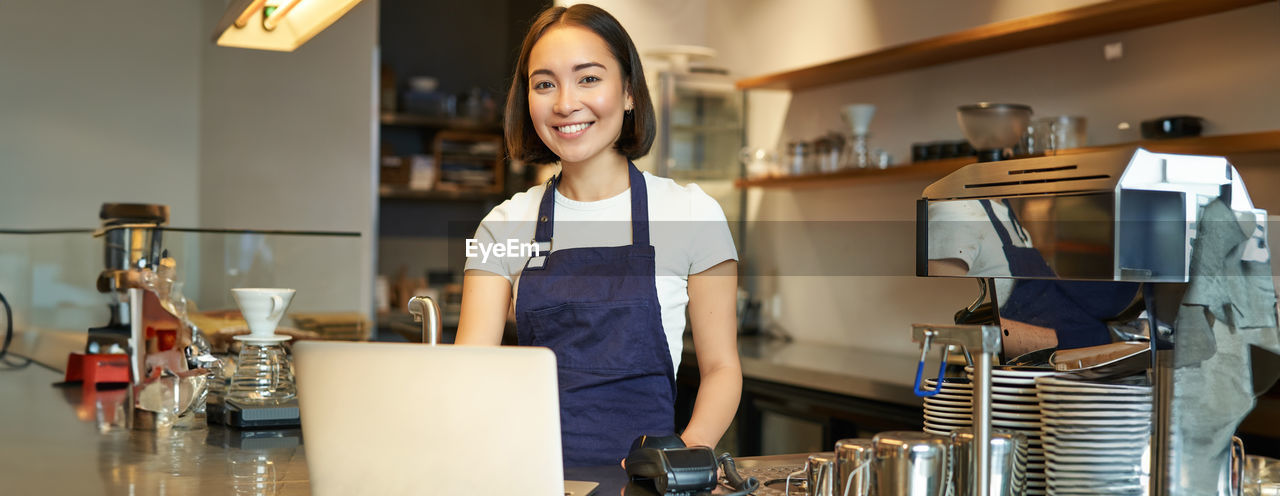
[{"x1": 679, "y1": 433, "x2": 712, "y2": 450}]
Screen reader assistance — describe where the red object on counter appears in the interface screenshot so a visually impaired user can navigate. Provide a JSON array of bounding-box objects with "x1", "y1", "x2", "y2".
[
  {"x1": 152, "y1": 327, "x2": 177, "y2": 351},
  {"x1": 64, "y1": 353, "x2": 131, "y2": 385},
  {"x1": 76, "y1": 384, "x2": 128, "y2": 424}
]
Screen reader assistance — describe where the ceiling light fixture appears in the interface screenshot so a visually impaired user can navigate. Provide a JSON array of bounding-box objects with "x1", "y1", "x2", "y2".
[{"x1": 213, "y1": 0, "x2": 364, "y2": 52}]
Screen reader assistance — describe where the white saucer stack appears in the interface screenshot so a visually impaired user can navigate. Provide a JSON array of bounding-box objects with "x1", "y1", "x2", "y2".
[
  {"x1": 966, "y1": 366, "x2": 1059, "y2": 496},
  {"x1": 1034, "y1": 376, "x2": 1152, "y2": 496},
  {"x1": 922, "y1": 377, "x2": 974, "y2": 435}
]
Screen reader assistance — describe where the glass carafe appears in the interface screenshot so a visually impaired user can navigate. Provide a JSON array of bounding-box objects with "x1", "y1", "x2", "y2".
[
  {"x1": 841, "y1": 133, "x2": 871, "y2": 169},
  {"x1": 227, "y1": 341, "x2": 295, "y2": 405}
]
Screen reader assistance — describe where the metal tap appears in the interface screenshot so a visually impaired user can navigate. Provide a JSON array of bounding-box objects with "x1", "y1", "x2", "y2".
[
  {"x1": 912, "y1": 323, "x2": 1002, "y2": 496},
  {"x1": 407, "y1": 296, "x2": 442, "y2": 346}
]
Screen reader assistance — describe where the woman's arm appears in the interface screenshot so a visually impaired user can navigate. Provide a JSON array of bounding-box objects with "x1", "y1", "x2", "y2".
[
  {"x1": 680, "y1": 259, "x2": 742, "y2": 449},
  {"x1": 454, "y1": 270, "x2": 511, "y2": 345}
]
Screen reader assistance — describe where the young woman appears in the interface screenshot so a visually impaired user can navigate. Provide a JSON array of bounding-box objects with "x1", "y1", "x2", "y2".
[{"x1": 456, "y1": 4, "x2": 742, "y2": 468}]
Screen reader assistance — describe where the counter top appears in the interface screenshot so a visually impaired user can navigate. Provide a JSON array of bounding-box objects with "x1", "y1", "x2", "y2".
[
  {"x1": 0, "y1": 360, "x2": 811, "y2": 495},
  {"x1": 687, "y1": 335, "x2": 925, "y2": 408},
  {"x1": 0, "y1": 361, "x2": 312, "y2": 495}
]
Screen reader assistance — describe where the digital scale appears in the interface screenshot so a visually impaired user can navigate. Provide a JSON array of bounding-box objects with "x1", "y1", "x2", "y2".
[
  {"x1": 208, "y1": 398, "x2": 301, "y2": 429},
  {"x1": 207, "y1": 423, "x2": 302, "y2": 451}
]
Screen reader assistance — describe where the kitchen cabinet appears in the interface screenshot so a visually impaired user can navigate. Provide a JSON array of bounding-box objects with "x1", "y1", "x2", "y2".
[
  {"x1": 735, "y1": 378, "x2": 923, "y2": 456},
  {"x1": 376, "y1": 115, "x2": 506, "y2": 328},
  {"x1": 379, "y1": 114, "x2": 507, "y2": 198},
  {"x1": 653, "y1": 70, "x2": 745, "y2": 181},
  {"x1": 380, "y1": 112, "x2": 502, "y2": 131},
  {"x1": 676, "y1": 336, "x2": 924, "y2": 456},
  {"x1": 373, "y1": 0, "x2": 547, "y2": 334},
  {"x1": 676, "y1": 360, "x2": 922, "y2": 457}
]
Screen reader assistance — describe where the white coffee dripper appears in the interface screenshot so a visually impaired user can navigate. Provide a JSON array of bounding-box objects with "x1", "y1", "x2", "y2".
[
  {"x1": 228, "y1": 288, "x2": 297, "y2": 405},
  {"x1": 231, "y1": 288, "x2": 296, "y2": 343},
  {"x1": 841, "y1": 104, "x2": 877, "y2": 169},
  {"x1": 842, "y1": 103, "x2": 876, "y2": 137}
]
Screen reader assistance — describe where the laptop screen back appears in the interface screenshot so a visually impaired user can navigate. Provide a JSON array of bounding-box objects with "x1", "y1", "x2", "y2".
[{"x1": 294, "y1": 341, "x2": 563, "y2": 496}]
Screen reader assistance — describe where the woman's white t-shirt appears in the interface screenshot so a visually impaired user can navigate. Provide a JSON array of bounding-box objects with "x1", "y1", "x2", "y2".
[
  {"x1": 927, "y1": 200, "x2": 1029, "y2": 303},
  {"x1": 464, "y1": 171, "x2": 738, "y2": 370}
]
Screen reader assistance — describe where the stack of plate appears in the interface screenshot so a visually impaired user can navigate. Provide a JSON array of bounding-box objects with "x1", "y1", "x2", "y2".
[
  {"x1": 921, "y1": 377, "x2": 973, "y2": 435},
  {"x1": 1035, "y1": 376, "x2": 1152, "y2": 496},
  {"x1": 967, "y1": 366, "x2": 1059, "y2": 496}
]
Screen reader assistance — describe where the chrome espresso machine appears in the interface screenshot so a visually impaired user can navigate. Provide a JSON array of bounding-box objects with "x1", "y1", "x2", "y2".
[{"x1": 916, "y1": 146, "x2": 1280, "y2": 495}]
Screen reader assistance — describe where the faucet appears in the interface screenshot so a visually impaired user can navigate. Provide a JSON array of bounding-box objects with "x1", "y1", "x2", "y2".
[{"x1": 407, "y1": 296, "x2": 442, "y2": 346}]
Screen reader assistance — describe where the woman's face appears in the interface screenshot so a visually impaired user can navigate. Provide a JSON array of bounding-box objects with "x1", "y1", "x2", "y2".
[{"x1": 526, "y1": 25, "x2": 632, "y2": 166}]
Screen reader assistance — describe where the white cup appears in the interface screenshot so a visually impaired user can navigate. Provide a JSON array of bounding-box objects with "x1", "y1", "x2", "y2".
[{"x1": 232, "y1": 288, "x2": 296, "y2": 337}]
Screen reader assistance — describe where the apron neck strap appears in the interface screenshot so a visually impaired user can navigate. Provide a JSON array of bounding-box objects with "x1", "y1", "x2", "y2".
[
  {"x1": 533, "y1": 161, "x2": 649, "y2": 247},
  {"x1": 980, "y1": 199, "x2": 1021, "y2": 247}
]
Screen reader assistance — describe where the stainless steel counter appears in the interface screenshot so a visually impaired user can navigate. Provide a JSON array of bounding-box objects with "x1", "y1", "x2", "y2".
[{"x1": 686, "y1": 335, "x2": 924, "y2": 408}]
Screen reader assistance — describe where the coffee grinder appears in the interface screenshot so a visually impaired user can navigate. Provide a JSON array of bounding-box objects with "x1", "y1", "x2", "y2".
[
  {"x1": 68, "y1": 203, "x2": 169, "y2": 385},
  {"x1": 956, "y1": 103, "x2": 1033, "y2": 163}
]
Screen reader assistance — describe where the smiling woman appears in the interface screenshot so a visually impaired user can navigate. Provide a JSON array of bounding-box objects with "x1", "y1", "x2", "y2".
[{"x1": 454, "y1": 4, "x2": 743, "y2": 469}]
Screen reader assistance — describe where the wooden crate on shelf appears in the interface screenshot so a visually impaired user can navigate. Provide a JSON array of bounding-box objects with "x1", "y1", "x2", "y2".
[
  {"x1": 431, "y1": 130, "x2": 504, "y2": 194},
  {"x1": 379, "y1": 155, "x2": 411, "y2": 185}
]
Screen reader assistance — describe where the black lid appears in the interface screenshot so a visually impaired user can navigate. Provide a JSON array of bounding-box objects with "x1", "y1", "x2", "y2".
[{"x1": 99, "y1": 203, "x2": 169, "y2": 226}]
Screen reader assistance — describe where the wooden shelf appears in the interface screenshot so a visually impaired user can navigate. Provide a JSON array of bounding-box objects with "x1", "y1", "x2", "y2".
[
  {"x1": 379, "y1": 112, "x2": 501, "y2": 132},
  {"x1": 735, "y1": 157, "x2": 972, "y2": 189},
  {"x1": 735, "y1": 130, "x2": 1280, "y2": 189},
  {"x1": 736, "y1": 0, "x2": 1268, "y2": 91},
  {"x1": 378, "y1": 185, "x2": 503, "y2": 202}
]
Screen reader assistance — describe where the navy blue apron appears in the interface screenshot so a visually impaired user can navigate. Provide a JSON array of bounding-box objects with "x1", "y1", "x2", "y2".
[
  {"x1": 515, "y1": 162, "x2": 677, "y2": 468},
  {"x1": 981, "y1": 200, "x2": 1138, "y2": 350}
]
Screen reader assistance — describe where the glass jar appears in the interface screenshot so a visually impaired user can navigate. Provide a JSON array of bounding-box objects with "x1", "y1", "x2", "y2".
[
  {"x1": 227, "y1": 341, "x2": 295, "y2": 405},
  {"x1": 785, "y1": 142, "x2": 810, "y2": 176}
]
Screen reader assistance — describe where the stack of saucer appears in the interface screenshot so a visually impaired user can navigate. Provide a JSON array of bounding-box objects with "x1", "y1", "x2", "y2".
[
  {"x1": 1035, "y1": 376, "x2": 1152, "y2": 496},
  {"x1": 968, "y1": 366, "x2": 1059, "y2": 495},
  {"x1": 921, "y1": 377, "x2": 973, "y2": 435}
]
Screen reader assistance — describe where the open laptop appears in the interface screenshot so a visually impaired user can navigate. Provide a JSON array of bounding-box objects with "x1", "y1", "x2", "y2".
[{"x1": 294, "y1": 341, "x2": 598, "y2": 496}]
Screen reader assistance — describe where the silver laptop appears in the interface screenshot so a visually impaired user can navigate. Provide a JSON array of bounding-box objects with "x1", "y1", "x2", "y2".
[{"x1": 294, "y1": 341, "x2": 597, "y2": 496}]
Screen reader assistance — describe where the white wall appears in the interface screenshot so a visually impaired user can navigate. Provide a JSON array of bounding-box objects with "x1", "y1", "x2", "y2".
[
  {"x1": 705, "y1": 0, "x2": 1105, "y2": 80},
  {"x1": 559, "y1": 0, "x2": 709, "y2": 62},
  {"x1": 0, "y1": 0, "x2": 379, "y2": 330},
  {"x1": 0, "y1": 1, "x2": 203, "y2": 339},
  {"x1": 0, "y1": 0, "x2": 202, "y2": 229},
  {"x1": 198, "y1": 0, "x2": 378, "y2": 316}
]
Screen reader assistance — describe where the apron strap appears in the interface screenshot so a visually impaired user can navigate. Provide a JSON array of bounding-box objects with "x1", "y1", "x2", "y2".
[
  {"x1": 534, "y1": 174, "x2": 557, "y2": 244},
  {"x1": 627, "y1": 161, "x2": 650, "y2": 247},
  {"x1": 532, "y1": 161, "x2": 651, "y2": 247},
  {"x1": 979, "y1": 199, "x2": 1017, "y2": 248}
]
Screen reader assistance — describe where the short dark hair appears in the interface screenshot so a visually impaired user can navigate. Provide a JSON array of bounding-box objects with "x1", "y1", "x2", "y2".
[{"x1": 504, "y1": 4, "x2": 655, "y2": 165}]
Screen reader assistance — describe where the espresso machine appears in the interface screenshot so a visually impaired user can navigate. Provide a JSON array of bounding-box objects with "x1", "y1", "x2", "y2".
[{"x1": 916, "y1": 146, "x2": 1280, "y2": 495}]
